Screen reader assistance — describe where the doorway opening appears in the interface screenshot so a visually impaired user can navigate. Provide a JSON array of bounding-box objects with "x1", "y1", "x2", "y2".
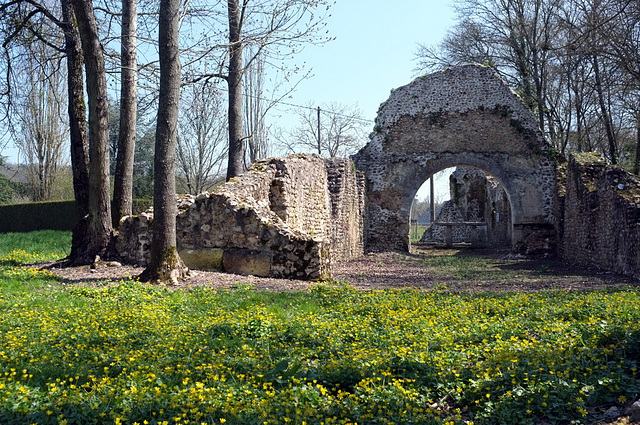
[{"x1": 410, "y1": 166, "x2": 512, "y2": 249}]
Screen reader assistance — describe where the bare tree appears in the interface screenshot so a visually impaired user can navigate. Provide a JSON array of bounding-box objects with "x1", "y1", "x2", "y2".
[
  {"x1": 286, "y1": 102, "x2": 369, "y2": 158},
  {"x1": 15, "y1": 45, "x2": 68, "y2": 201},
  {"x1": 176, "y1": 81, "x2": 227, "y2": 195},
  {"x1": 182, "y1": 0, "x2": 333, "y2": 179},
  {"x1": 71, "y1": 0, "x2": 113, "y2": 262},
  {"x1": 415, "y1": 0, "x2": 640, "y2": 167},
  {"x1": 139, "y1": 0, "x2": 187, "y2": 284},
  {"x1": 0, "y1": 3, "x2": 68, "y2": 202},
  {"x1": 225, "y1": 0, "x2": 244, "y2": 179},
  {"x1": 61, "y1": 0, "x2": 91, "y2": 264},
  {"x1": 112, "y1": 0, "x2": 138, "y2": 225},
  {"x1": 0, "y1": 0, "x2": 113, "y2": 263},
  {"x1": 243, "y1": 49, "x2": 269, "y2": 165}
]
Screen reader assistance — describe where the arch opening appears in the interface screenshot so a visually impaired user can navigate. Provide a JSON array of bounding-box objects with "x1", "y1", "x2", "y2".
[{"x1": 409, "y1": 166, "x2": 512, "y2": 249}]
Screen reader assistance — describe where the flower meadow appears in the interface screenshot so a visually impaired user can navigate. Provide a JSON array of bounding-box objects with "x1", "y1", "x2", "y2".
[{"x1": 1, "y1": 232, "x2": 640, "y2": 424}]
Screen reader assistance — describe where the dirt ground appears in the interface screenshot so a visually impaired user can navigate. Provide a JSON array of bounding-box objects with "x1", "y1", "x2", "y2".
[{"x1": 45, "y1": 243, "x2": 638, "y2": 292}]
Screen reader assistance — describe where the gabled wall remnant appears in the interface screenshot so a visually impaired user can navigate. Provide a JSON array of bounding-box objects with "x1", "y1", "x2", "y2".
[
  {"x1": 115, "y1": 154, "x2": 365, "y2": 280},
  {"x1": 560, "y1": 153, "x2": 640, "y2": 278},
  {"x1": 354, "y1": 64, "x2": 558, "y2": 253}
]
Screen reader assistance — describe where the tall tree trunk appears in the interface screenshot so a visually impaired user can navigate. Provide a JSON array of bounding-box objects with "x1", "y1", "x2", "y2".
[
  {"x1": 62, "y1": 0, "x2": 91, "y2": 264},
  {"x1": 113, "y1": 0, "x2": 138, "y2": 226},
  {"x1": 226, "y1": 0, "x2": 244, "y2": 180},
  {"x1": 70, "y1": 0, "x2": 113, "y2": 262},
  {"x1": 592, "y1": 55, "x2": 618, "y2": 164},
  {"x1": 635, "y1": 115, "x2": 640, "y2": 175},
  {"x1": 139, "y1": 0, "x2": 187, "y2": 284}
]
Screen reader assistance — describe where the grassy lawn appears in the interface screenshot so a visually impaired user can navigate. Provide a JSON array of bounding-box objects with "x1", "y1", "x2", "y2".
[{"x1": 0, "y1": 231, "x2": 639, "y2": 424}]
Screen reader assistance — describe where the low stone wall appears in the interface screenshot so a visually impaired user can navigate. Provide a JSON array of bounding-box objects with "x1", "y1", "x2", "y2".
[
  {"x1": 115, "y1": 154, "x2": 365, "y2": 280},
  {"x1": 560, "y1": 153, "x2": 640, "y2": 278}
]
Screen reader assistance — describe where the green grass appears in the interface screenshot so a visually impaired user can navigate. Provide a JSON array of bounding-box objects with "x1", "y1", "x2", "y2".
[
  {"x1": 0, "y1": 232, "x2": 639, "y2": 424},
  {"x1": 0, "y1": 230, "x2": 70, "y2": 295},
  {"x1": 0, "y1": 230, "x2": 71, "y2": 261},
  {"x1": 417, "y1": 248, "x2": 628, "y2": 287},
  {"x1": 410, "y1": 224, "x2": 428, "y2": 242}
]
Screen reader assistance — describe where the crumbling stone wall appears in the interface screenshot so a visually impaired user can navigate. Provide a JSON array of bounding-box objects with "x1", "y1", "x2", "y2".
[
  {"x1": 421, "y1": 167, "x2": 511, "y2": 246},
  {"x1": 115, "y1": 154, "x2": 365, "y2": 280},
  {"x1": 354, "y1": 64, "x2": 557, "y2": 252},
  {"x1": 560, "y1": 153, "x2": 640, "y2": 278}
]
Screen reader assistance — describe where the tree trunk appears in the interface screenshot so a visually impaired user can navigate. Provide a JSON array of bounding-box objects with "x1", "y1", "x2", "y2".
[
  {"x1": 70, "y1": 0, "x2": 113, "y2": 262},
  {"x1": 592, "y1": 55, "x2": 618, "y2": 164},
  {"x1": 226, "y1": 0, "x2": 244, "y2": 180},
  {"x1": 62, "y1": 0, "x2": 91, "y2": 264},
  {"x1": 139, "y1": 0, "x2": 187, "y2": 284},
  {"x1": 113, "y1": 0, "x2": 138, "y2": 226},
  {"x1": 635, "y1": 115, "x2": 640, "y2": 175}
]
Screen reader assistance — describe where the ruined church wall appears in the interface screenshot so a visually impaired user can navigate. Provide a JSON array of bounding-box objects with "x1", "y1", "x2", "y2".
[
  {"x1": 115, "y1": 154, "x2": 365, "y2": 280},
  {"x1": 560, "y1": 153, "x2": 640, "y2": 278},
  {"x1": 355, "y1": 64, "x2": 557, "y2": 252},
  {"x1": 268, "y1": 156, "x2": 332, "y2": 238},
  {"x1": 326, "y1": 158, "x2": 366, "y2": 260}
]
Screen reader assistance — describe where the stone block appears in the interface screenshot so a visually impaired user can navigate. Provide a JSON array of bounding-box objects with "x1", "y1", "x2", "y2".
[
  {"x1": 179, "y1": 248, "x2": 224, "y2": 271},
  {"x1": 223, "y1": 249, "x2": 272, "y2": 277}
]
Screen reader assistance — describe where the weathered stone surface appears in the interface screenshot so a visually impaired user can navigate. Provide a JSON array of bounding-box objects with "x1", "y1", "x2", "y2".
[
  {"x1": 115, "y1": 154, "x2": 365, "y2": 280},
  {"x1": 354, "y1": 64, "x2": 557, "y2": 252},
  {"x1": 179, "y1": 249, "x2": 224, "y2": 271},
  {"x1": 223, "y1": 249, "x2": 272, "y2": 277},
  {"x1": 629, "y1": 400, "x2": 640, "y2": 422},
  {"x1": 559, "y1": 153, "x2": 640, "y2": 278}
]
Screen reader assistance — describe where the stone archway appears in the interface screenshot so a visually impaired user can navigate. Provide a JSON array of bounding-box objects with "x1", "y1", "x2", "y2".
[{"x1": 353, "y1": 65, "x2": 558, "y2": 252}]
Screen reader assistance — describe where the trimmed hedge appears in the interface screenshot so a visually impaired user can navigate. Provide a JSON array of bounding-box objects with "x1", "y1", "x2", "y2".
[{"x1": 0, "y1": 199, "x2": 153, "y2": 233}]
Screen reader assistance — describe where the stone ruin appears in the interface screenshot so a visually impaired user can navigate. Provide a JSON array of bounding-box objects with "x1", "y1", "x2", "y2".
[
  {"x1": 114, "y1": 64, "x2": 640, "y2": 280},
  {"x1": 115, "y1": 154, "x2": 365, "y2": 280},
  {"x1": 559, "y1": 153, "x2": 640, "y2": 278},
  {"x1": 353, "y1": 64, "x2": 558, "y2": 253},
  {"x1": 420, "y1": 167, "x2": 511, "y2": 247}
]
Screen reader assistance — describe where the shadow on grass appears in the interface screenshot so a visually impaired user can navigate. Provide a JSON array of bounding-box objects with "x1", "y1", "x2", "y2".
[{"x1": 414, "y1": 243, "x2": 635, "y2": 288}]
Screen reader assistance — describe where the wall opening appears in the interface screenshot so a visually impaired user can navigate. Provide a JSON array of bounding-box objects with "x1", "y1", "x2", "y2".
[
  {"x1": 410, "y1": 166, "x2": 512, "y2": 249},
  {"x1": 409, "y1": 168, "x2": 452, "y2": 242}
]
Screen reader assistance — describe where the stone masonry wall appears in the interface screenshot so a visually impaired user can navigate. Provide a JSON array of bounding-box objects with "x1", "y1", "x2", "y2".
[
  {"x1": 354, "y1": 65, "x2": 557, "y2": 252},
  {"x1": 420, "y1": 167, "x2": 511, "y2": 246},
  {"x1": 560, "y1": 153, "x2": 640, "y2": 278},
  {"x1": 115, "y1": 154, "x2": 365, "y2": 280},
  {"x1": 326, "y1": 158, "x2": 366, "y2": 260}
]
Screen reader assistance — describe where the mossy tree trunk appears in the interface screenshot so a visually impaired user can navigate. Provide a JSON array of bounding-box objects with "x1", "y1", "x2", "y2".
[
  {"x1": 62, "y1": 0, "x2": 91, "y2": 265},
  {"x1": 69, "y1": 0, "x2": 113, "y2": 264},
  {"x1": 139, "y1": 0, "x2": 187, "y2": 284}
]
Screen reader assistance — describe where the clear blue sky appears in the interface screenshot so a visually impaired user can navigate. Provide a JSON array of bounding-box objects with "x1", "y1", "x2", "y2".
[{"x1": 277, "y1": 0, "x2": 455, "y2": 124}]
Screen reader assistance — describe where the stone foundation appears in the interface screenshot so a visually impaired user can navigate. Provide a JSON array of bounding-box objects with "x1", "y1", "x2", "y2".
[{"x1": 115, "y1": 154, "x2": 365, "y2": 280}]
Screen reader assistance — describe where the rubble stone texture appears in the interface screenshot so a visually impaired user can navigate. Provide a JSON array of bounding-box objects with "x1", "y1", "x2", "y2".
[
  {"x1": 115, "y1": 154, "x2": 365, "y2": 280},
  {"x1": 560, "y1": 153, "x2": 640, "y2": 278},
  {"x1": 353, "y1": 64, "x2": 557, "y2": 252}
]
